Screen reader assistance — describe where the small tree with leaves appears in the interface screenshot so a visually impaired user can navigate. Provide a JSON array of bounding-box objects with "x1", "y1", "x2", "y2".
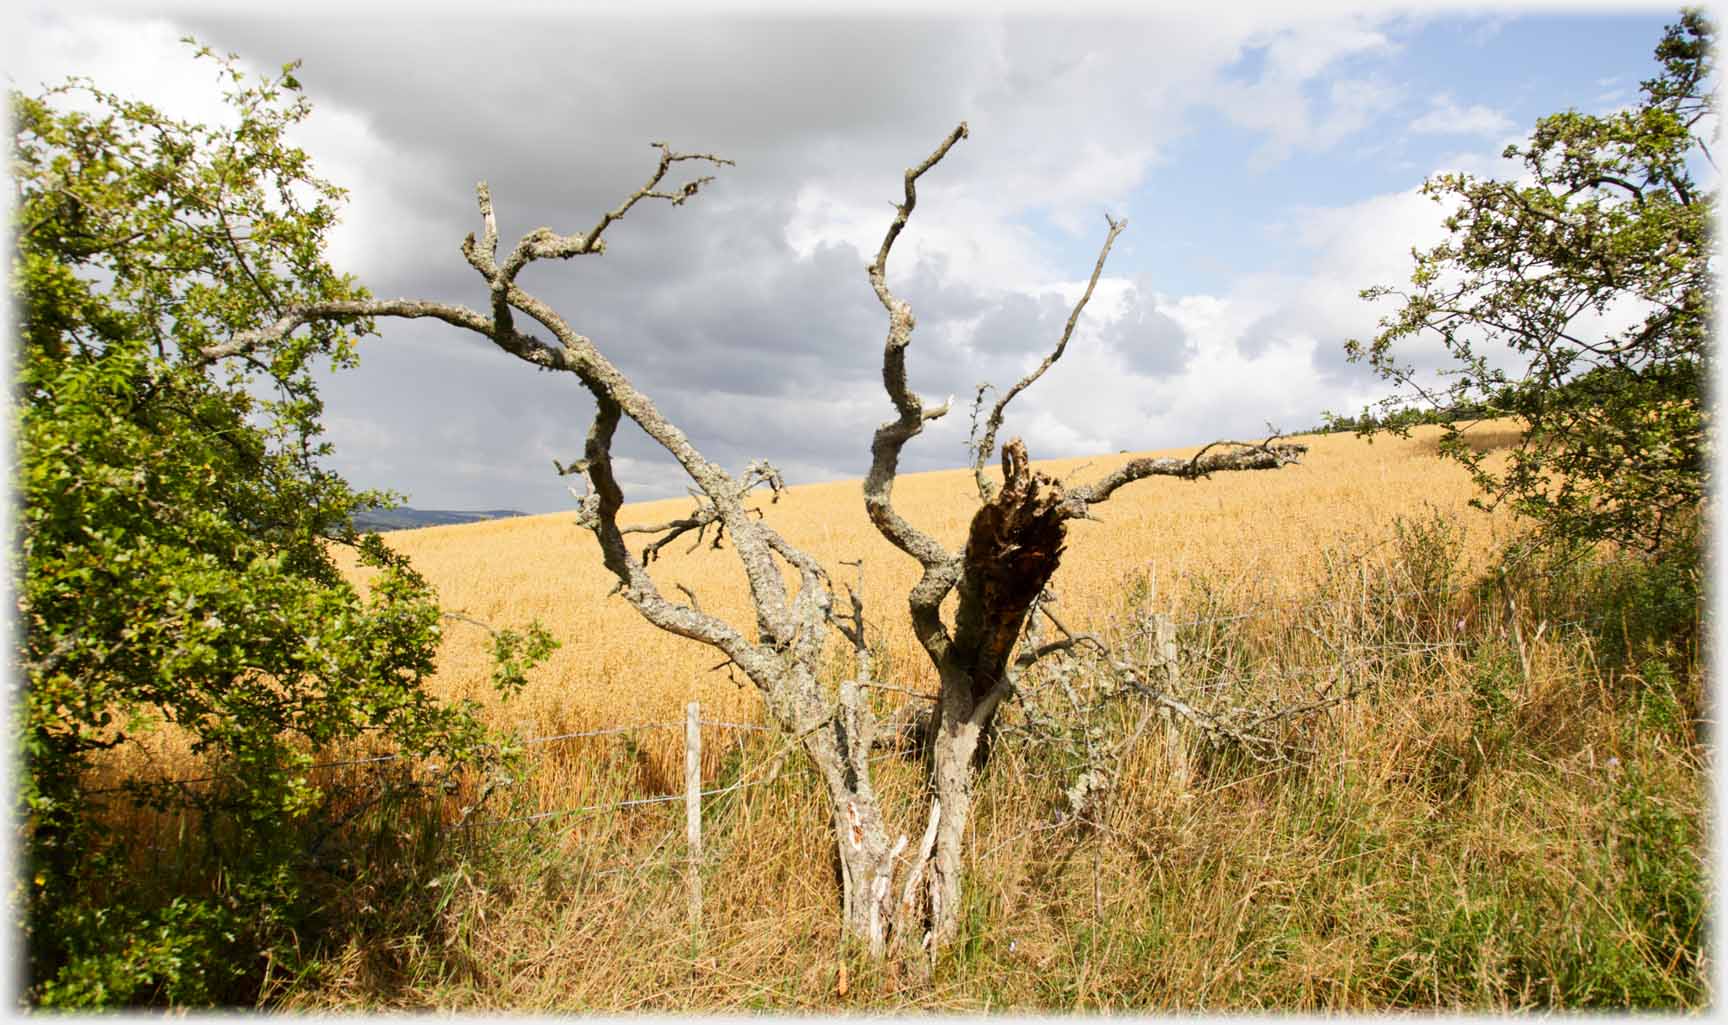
[
  {"x1": 12, "y1": 48, "x2": 551, "y2": 1005},
  {"x1": 1343, "y1": 9, "x2": 1714, "y2": 555}
]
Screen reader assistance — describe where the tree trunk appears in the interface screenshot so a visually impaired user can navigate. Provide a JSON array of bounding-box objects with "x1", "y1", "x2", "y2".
[
  {"x1": 923, "y1": 709, "x2": 983, "y2": 950},
  {"x1": 802, "y1": 703, "x2": 904, "y2": 955},
  {"x1": 897, "y1": 442, "x2": 1073, "y2": 951},
  {"x1": 831, "y1": 794, "x2": 901, "y2": 955}
]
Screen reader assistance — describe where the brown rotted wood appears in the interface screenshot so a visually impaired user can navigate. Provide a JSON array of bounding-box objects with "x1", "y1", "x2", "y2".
[{"x1": 947, "y1": 438, "x2": 1069, "y2": 766}]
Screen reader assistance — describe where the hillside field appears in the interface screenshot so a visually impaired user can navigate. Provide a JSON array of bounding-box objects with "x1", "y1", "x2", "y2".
[
  {"x1": 360, "y1": 422, "x2": 1525, "y2": 737},
  {"x1": 102, "y1": 420, "x2": 1707, "y2": 1011}
]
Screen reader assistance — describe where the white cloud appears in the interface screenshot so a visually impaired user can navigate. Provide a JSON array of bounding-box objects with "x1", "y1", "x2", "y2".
[
  {"x1": 1409, "y1": 94, "x2": 1515, "y2": 136},
  {"x1": 10, "y1": 9, "x2": 451, "y2": 284},
  {"x1": 1288, "y1": 186, "x2": 1456, "y2": 283},
  {"x1": 995, "y1": 140, "x2": 1524, "y2": 452},
  {"x1": 1467, "y1": 15, "x2": 1511, "y2": 46},
  {"x1": 785, "y1": 183, "x2": 1061, "y2": 296},
  {"x1": 1260, "y1": 20, "x2": 1398, "y2": 81},
  {"x1": 1315, "y1": 77, "x2": 1406, "y2": 147},
  {"x1": 8, "y1": 12, "x2": 238, "y2": 123},
  {"x1": 1430, "y1": 145, "x2": 1525, "y2": 179},
  {"x1": 1210, "y1": 18, "x2": 1403, "y2": 167}
]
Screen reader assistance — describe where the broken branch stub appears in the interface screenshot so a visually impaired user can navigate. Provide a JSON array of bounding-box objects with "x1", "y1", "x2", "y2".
[{"x1": 956, "y1": 440, "x2": 1069, "y2": 710}]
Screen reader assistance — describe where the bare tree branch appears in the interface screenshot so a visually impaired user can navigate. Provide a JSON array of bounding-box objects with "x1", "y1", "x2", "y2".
[
  {"x1": 862, "y1": 122, "x2": 969, "y2": 571},
  {"x1": 1066, "y1": 437, "x2": 1307, "y2": 512},
  {"x1": 621, "y1": 504, "x2": 724, "y2": 563},
  {"x1": 490, "y1": 143, "x2": 733, "y2": 272},
  {"x1": 199, "y1": 297, "x2": 563, "y2": 366},
  {"x1": 972, "y1": 213, "x2": 1128, "y2": 501},
  {"x1": 616, "y1": 460, "x2": 784, "y2": 563},
  {"x1": 834, "y1": 559, "x2": 870, "y2": 676},
  {"x1": 201, "y1": 144, "x2": 815, "y2": 679},
  {"x1": 572, "y1": 391, "x2": 762, "y2": 667}
]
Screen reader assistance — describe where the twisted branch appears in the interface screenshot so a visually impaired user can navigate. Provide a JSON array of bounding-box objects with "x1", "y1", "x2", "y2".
[
  {"x1": 972, "y1": 213, "x2": 1128, "y2": 501},
  {"x1": 862, "y1": 122, "x2": 969, "y2": 572},
  {"x1": 616, "y1": 460, "x2": 785, "y2": 563},
  {"x1": 1065, "y1": 436, "x2": 1307, "y2": 513}
]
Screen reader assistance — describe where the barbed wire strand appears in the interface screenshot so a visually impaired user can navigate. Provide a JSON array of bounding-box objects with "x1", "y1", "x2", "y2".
[
  {"x1": 459, "y1": 776, "x2": 766, "y2": 831},
  {"x1": 87, "y1": 718, "x2": 766, "y2": 794}
]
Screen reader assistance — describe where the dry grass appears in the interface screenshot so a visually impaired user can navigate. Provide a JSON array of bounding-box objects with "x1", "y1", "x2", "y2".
[
  {"x1": 89, "y1": 419, "x2": 1706, "y2": 1011},
  {"x1": 280, "y1": 483, "x2": 1704, "y2": 1011}
]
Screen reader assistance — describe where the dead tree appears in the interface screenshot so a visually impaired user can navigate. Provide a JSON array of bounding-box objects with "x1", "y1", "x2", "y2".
[{"x1": 207, "y1": 123, "x2": 1303, "y2": 957}]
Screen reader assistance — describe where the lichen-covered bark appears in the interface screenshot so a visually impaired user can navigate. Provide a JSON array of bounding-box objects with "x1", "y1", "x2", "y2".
[{"x1": 807, "y1": 697, "x2": 902, "y2": 954}]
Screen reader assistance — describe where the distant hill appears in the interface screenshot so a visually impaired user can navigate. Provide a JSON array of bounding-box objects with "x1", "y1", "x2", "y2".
[{"x1": 352, "y1": 507, "x2": 527, "y2": 533}]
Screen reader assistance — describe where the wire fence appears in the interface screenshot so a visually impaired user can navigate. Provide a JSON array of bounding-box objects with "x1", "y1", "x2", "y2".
[{"x1": 460, "y1": 776, "x2": 767, "y2": 830}]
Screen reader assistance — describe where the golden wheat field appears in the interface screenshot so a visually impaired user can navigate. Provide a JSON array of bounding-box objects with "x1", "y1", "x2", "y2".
[
  {"x1": 351, "y1": 421, "x2": 1525, "y2": 740},
  {"x1": 96, "y1": 414, "x2": 1708, "y2": 1012},
  {"x1": 96, "y1": 421, "x2": 1525, "y2": 801}
]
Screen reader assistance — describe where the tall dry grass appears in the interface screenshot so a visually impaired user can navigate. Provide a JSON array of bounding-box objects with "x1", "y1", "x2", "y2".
[
  {"x1": 88, "y1": 421, "x2": 1703, "y2": 1010},
  {"x1": 281, "y1": 474, "x2": 1704, "y2": 1011}
]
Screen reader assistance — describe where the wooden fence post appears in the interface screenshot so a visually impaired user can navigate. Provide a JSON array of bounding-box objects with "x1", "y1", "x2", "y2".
[
  {"x1": 1152, "y1": 612, "x2": 1189, "y2": 793},
  {"x1": 685, "y1": 700, "x2": 703, "y2": 934}
]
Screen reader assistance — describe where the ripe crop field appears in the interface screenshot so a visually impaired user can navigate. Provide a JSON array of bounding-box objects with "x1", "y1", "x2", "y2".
[
  {"x1": 280, "y1": 413, "x2": 1702, "y2": 1011},
  {"x1": 306, "y1": 420, "x2": 1530, "y2": 812},
  {"x1": 93, "y1": 416, "x2": 1704, "y2": 1011},
  {"x1": 362, "y1": 421, "x2": 1524, "y2": 739},
  {"x1": 103, "y1": 422, "x2": 1526, "y2": 817}
]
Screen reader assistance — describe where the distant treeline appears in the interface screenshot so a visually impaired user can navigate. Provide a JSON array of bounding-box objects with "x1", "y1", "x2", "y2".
[
  {"x1": 1318, "y1": 385, "x2": 1524, "y2": 435},
  {"x1": 352, "y1": 507, "x2": 527, "y2": 533}
]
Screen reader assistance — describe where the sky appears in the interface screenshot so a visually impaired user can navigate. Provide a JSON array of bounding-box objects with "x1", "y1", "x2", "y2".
[{"x1": 4, "y1": 0, "x2": 1700, "y2": 512}]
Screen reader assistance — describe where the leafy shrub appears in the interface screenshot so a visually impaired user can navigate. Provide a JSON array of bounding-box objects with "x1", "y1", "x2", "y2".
[{"x1": 12, "y1": 45, "x2": 552, "y2": 1005}]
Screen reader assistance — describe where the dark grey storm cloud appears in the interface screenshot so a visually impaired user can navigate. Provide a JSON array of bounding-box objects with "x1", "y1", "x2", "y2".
[
  {"x1": 968, "y1": 292, "x2": 1072, "y2": 357},
  {"x1": 147, "y1": 15, "x2": 1010, "y2": 508},
  {"x1": 303, "y1": 170, "x2": 1070, "y2": 508},
  {"x1": 181, "y1": 14, "x2": 986, "y2": 222}
]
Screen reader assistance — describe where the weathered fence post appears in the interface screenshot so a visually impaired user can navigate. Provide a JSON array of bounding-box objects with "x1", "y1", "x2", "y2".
[
  {"x1": 685, "y1": 700, "x2": 703, "y2": 934},
  {"x1": 1151, "y1": 612, "x2": 1189, "y2": 792}
]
